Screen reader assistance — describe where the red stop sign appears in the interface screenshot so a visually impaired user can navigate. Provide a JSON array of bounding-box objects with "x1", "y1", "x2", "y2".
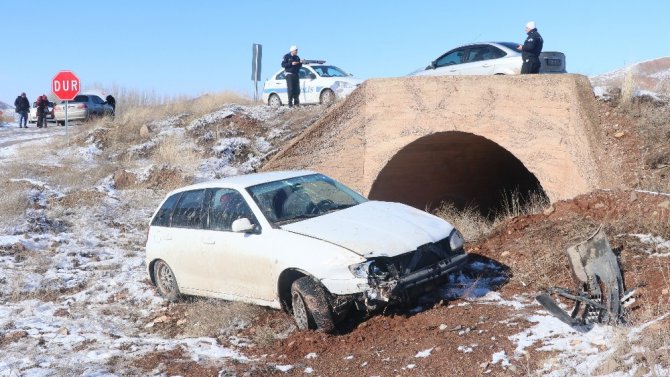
[{"x1": 52, "y1": 71, "x2": 80, "y2": 101}]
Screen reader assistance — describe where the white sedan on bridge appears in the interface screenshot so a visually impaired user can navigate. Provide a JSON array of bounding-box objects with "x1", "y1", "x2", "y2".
[
  {"x1": 409, "y1": 42, "x2": 566, "y2": 76},
  {"x1": 262, "y1": 61, "x2": 364, "y2": 107}
]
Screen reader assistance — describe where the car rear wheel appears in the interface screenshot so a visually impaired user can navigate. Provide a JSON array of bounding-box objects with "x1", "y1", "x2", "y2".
[
  {"x1": 154, "y1": 260, "x2": 181, "y2": 302},
  {"x1": 320, "y1": 89, "x2": 335, "y2": 106},
  {"x1": 268, "y1": 94, "x2": 282, "y2": 107},
  {"x1": 291, "y1": 276, "x2": 335, "y2": 332}
]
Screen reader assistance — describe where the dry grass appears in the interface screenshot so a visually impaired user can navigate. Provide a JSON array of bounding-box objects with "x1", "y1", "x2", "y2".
[
  {"x1": 0, "y1": 181, "x2": 31, "y2": 229},
  {"x1": 433, "y1": 202, "x2": 492, "y2": 242},
  {"x1": 433, "y1": 190, "x2": 549, "y2": 243},
  {"x1": 0, "y1": 112, "x2": 15, "y2": 124},
  {"x1": 168, "y1": 92, "x2": 252, "y2": 115},
  {"x1": 602, "y1": 310, "x2": 670, "y2": 375},
  {"x1": 494, "y1": 189, "x2": 550, "y2": 223},
  {"x1": 96, "y1": 91, "x2": 250, "y2": 161},
  {"x1": 150, "y1": 135, "x2": 200, "y2": 171},
  {"x1": 621, "y1": 67, "x2": 636, "y2": 107}
]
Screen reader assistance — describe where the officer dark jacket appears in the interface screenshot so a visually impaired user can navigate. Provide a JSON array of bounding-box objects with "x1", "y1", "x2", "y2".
[
  {"x1": 14, "y1": 96, "x2": 30, "y2": 112},
  {"x1": 281, "y1": 53, "x2": 302, "y2": 75},
  {"x1": 521, "y1": 28, "x2": 543, "y2": 60}
]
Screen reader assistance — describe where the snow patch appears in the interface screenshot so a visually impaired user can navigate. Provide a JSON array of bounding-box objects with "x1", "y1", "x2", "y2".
[{"x1": 415, "y1": 347, "x2": 433, "y2": 358}]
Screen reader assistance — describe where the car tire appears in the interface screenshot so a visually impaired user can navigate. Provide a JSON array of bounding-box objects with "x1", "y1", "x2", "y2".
[
  {"x1": 320, "y1": 89, "x2": 335, "y2": 106},
  {"x1": 291, "y1": 276, "x2": 335, "y2": 333},
  {"x1": 154, "y1": 260, "x2": 181, "y2": 302},
  {"x1": 268, "y1": 94, "x2": 282, "y2": 107}
]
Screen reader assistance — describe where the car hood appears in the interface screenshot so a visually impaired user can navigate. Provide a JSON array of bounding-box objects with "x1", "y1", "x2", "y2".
[{"x1": 281, "y1": 201, "x2": 453, "y2": 258}]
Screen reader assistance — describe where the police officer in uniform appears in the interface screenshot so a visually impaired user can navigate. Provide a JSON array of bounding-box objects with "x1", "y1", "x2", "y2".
[
  {"x1": 281, "y1": 45, "x2": 304, "y2": 107},
  {"x1": 517, "y1": 21, "x2": 544, "y2": 74}
]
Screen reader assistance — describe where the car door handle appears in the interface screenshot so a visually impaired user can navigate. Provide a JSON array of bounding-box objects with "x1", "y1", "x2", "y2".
[
  {"x1": 203, "y1": 240, "x2": 215, "y2": 245},
  {"x1": 482, "y1": 64, "x2": 492, "y2": 67}
]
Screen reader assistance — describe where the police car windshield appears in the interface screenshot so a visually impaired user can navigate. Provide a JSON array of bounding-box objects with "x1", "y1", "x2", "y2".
[{"x1": 313, "y1": 66, "x2": 350, "y2": 78}]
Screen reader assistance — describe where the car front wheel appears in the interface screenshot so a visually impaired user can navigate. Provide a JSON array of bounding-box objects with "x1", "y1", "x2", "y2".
[
  {"x1": 154, "y1": 260, "x2": 181, "y2": 302},
  {"x1": 291, "y1": 276, "x2": 335, "y2": 332},
  {"x1": 268, "y1": 94, "x2": 282, "y2": 107}
]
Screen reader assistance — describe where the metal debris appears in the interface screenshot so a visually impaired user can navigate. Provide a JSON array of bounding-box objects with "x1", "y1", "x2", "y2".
[{"x1": 536, "y1": 226, "x2": 636, "y2": 326}]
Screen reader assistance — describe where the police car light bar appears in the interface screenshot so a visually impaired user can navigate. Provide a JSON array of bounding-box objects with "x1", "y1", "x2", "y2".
[{"x1": 303, "y1": 59, "x2": 326, "y2": 64}]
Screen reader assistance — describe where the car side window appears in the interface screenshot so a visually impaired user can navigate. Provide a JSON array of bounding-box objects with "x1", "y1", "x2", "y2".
[
  {"x1": 436, "y1": 49, "x2": 466, "y2": 67},
  {"x1": 277, "y1": 71, "x2": 286, "y2": 80},
  {"x1": 151, "y1": 193, "x2": 181, "y2": 227},
  {"x1": 171, "y1": 189, "x2": 207, "y2": 229},
  {"x1": 207, "y1": 188, "x2": 256, "y2": 231},
  {"x1": 298, "y1": 67, "x2": 310, "y2": 79},
  {"x1": 467, "y1": 45, "x2": 506, "y2": 62}
]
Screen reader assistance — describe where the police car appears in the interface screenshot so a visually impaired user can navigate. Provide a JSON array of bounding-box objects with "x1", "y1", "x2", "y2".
[{"x1": 262, "y1": 61, "x2": 364, "y2": 107}]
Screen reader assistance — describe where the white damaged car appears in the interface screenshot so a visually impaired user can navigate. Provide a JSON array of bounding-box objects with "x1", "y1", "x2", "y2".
[
  {"x1": 262, "y1": 61, "x2": 364, "y2": 107},
  {"x1": 145, "y1": 170, "x2": 467, "y2": 332}
]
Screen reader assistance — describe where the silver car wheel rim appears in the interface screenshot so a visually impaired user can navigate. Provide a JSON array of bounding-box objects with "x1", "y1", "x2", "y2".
[
  {"x1": 269, "y1": 95, "x2": 281, "y2": 107},
  {"x1": 293, "y1": 293, "x2": 309, "y2": 329},
  {"x1": 158, "y1": 263, "x2": 175, "y2": 294},
  {"x1": 321, "y1": 90, "x2": 334, "y2": 104}
]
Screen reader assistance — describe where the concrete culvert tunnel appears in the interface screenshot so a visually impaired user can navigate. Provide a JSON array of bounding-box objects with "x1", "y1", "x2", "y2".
[{"x1": 368, "y1": 132, "x2": 548, "y2": 217}]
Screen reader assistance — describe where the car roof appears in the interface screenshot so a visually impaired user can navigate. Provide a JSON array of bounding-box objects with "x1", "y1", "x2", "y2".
[
  {"x1": 449, "y1": 42, "x2": 517, "y2": 49},
  {"x1": 168, "y1": 170, "x2": 319, "y2": 194},
  {"x1": 269, "y1": 62, "x2": 334, "y2": 76}
]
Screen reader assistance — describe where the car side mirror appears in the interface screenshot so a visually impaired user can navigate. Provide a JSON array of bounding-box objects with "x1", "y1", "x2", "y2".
[
  {"x1": 232, "y1": 218, "x2": 258, "y2": 234},
  {"x1": 429, "y1": 61, "x2": 437, "y2": 69},
  {"x1": 308, "y1": 73, "x2": 317, "y2": 80}
]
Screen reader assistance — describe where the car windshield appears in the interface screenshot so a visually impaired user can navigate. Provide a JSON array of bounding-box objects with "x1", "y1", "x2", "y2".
[
  {"x1": 247, "y1": 173, "x2": 367, "y2": 225},
  {"x1": 312, "y1": 65, "x2": 350, "y2": 78}
]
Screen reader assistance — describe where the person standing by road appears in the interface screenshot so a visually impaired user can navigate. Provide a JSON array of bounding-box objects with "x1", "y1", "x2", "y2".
[
  {"x1": 36, "y1": 95, "x2": 49, "y2": 128},
  {"x1": 517, "y1": 21, "x2": 544, "y2": 74},
  {"x1": 281, "y1": 45, "x2": 304, "y2": 107},
  {"x1": 14, "y1": 92, "x2": 30, "y2": 128},
  {"x1": 105, "y1": 94, "x2": 116, "y2": 116}
]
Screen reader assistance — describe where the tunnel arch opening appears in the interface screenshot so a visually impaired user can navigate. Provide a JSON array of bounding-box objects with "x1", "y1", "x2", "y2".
[{"x1": 368, "y1": 131, "x2": 548, "y2": 217}]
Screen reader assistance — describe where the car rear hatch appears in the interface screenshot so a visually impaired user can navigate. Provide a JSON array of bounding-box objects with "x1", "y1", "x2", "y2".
[{"x1": 539, "y1": 51, "x2": 566, "y2": 73}]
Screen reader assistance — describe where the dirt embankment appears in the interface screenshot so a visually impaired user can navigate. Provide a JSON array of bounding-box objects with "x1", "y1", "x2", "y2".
[{"x1": 141, "y1": 89, "x2": 670, "y2": 376}]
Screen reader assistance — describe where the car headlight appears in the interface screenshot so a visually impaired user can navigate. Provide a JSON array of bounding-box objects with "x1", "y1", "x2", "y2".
[
  {"x1": 348, "y1": 261, "x2": 372, "y2": 278},
  {"x1": 449, "y1": 229, "x2": 465, "y2": 251}
]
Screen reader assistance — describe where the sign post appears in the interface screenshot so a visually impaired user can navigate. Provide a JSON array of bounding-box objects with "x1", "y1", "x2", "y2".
[
  {"x1": 52, "y1": 70, "x2": 80, "y2": 144},
  {"x1": 251, "y1": 44, "x2": 262, "y2": 101}
]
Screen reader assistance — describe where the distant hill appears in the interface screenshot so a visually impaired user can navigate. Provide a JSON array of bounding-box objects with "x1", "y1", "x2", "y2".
[
  {"x1": 0, "y1": 100, "x2": 12, "y2": 110},
  {"x1": 590, "y1": 56, "x2": 670, "y2": 94}
]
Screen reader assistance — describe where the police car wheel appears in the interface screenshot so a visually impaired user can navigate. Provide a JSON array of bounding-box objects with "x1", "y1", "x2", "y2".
[
  {"x1": 320, "y1": 89, "x2": 335, "y2": 106},
  {"x1": 268, "y1": 94, "x2": 282, "y2": 107}
]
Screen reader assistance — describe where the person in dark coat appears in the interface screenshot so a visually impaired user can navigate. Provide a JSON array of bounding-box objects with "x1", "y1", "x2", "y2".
[
  {"x1": 105, "y1": 94, "x2": 116, "y2": 116},
  {"x1": 517, "y1": 21, "x2": 544, "y2": 74},
  {"x1": 36, "y1": 95, "x2": 49, "y2": 128},
  {"x1": 281, "y1": 45, "x2": 304, "y2": 107},
  {"x1": 14, "y1": 92, "x2": 30, "y2": 128}
]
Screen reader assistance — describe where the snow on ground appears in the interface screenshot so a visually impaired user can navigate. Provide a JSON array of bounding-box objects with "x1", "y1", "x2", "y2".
[{"x1": 0, "y1": 107, "x2": 287, "y2": 376}]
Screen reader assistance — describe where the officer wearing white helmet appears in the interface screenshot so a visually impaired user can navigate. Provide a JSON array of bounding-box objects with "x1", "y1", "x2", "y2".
[
  {"x1": 281, "y1": 45, "x2": 305, "y2": 107},
  {"x1": 517, "y1": 21, "x2": 544, "y2": 74}
]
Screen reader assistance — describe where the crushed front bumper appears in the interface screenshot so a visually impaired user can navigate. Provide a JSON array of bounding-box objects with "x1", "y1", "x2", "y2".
[{"x1": 361, "y1": 252, "x2": 469, "y2": 310}]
